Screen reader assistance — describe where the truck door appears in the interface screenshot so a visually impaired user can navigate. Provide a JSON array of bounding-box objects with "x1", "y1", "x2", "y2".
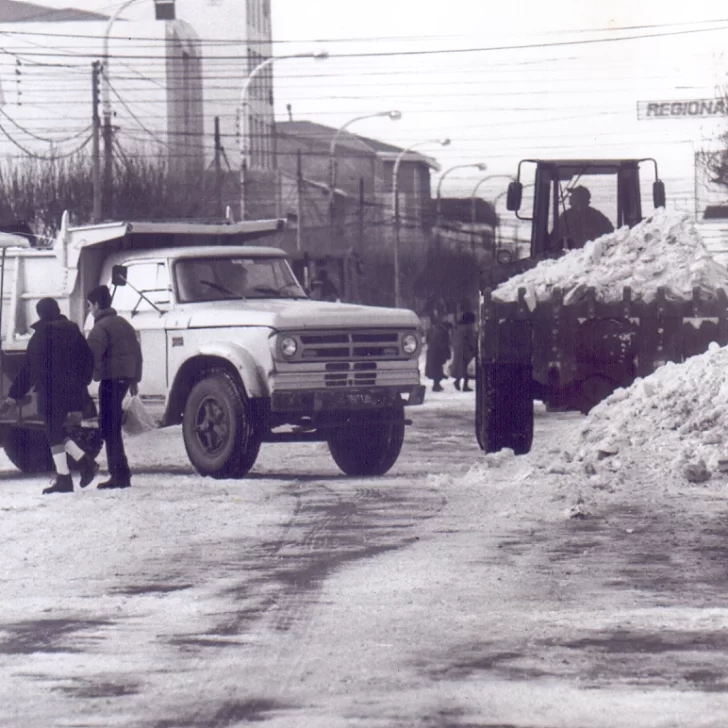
[{"x1": 108, "y1": 261, "x2": 170, "y2": 398}]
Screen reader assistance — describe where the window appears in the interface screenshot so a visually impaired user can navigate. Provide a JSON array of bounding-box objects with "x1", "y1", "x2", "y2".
[
  {"x1": 174, "y1": 256, "x2": 306, "y2": 302},
  {"x1": 111, "y1": 262, "x2": 171, "y2": 314}
]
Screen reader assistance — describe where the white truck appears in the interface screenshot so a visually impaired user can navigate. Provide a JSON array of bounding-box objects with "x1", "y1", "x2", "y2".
[{"x1": 0, "y1": 213, "x2": 425, "y2": 478}]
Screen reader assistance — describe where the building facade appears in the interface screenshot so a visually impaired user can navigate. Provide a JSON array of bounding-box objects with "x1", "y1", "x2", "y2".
[
  {"x1": 275, "y1": 120, "x2": 441, "y2": 309},
  {"x1": 0, "y1": 0, "x2": 274, "y2": 220}
]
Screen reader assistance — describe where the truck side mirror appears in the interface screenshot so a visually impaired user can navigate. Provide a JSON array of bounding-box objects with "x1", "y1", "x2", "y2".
[
  {"x1": 111, "y1": 265, "x2": 128, "y2": 286},
  {"x1": 506, "y1": 181, "x2": 522, "y2": 212},
  {"x1": 653, "y1": 180, "x2": 665, "y2": 209}
]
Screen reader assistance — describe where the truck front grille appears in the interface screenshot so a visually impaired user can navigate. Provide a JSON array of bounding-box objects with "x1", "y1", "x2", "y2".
[
  {"x1": 324, "y1": 361, "x2": 377, "y2": 387},
  {"x1": 277, "y1": 329, "x2": 417, "y2": 389},
  {"x1": 299, "y1": 331, "x2": 400, "y2": 360}
]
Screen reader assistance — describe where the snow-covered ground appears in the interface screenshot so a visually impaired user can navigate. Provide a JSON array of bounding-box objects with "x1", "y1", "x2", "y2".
[{"x1": 3, "y1": 211, "x2": 728, "y2": 724}]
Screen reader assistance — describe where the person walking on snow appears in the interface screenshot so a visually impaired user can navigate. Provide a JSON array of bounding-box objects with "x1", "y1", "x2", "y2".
[
  {"x1": 425, "y1": 309, "x2": 451, "y2": 392},
  {"x1": 86, "y1": 285, "x2": 143, "y2": 490},
  {"x1": 451, "y1": 311, "x2": 477, "y2": 391},
  {"x1": 4, "y1": 297, "x2": 98, "y2": 494}
]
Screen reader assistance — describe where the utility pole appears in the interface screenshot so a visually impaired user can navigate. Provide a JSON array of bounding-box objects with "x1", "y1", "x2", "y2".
[
  {"x1": 296, "y1": 149, "x2": 303, "y2": 253},
  {"x1": 214, "y1": 116, "x2": 223, "y2": 219},
  {"x1": 102, "y1": 99, "x2": 113, "y2": 219},
  {"x1": 91, "y1": 61, "x2": 102, "y2": 222},
  {"x1": 358, "y1": 177, "x2": 364, "y2": 250}
]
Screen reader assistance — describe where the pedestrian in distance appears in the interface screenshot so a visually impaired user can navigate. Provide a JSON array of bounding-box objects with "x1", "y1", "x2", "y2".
[
  {"x1": 425, "y1": 308, "x2": 451, "y2": 392},
  {"x1": 3, "y1": 297, "x2": 98, "y2": 494},
  {"x1": 451, "y1": 311, "x2": 477, "y2": 392},
  {"x1": 86, "y1": 285, "x2": 143, "y2": 490}
]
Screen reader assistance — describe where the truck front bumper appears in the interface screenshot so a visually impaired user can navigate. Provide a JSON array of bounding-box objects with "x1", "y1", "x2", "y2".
[{"x1": 271, "y1": 384, "x2": 425, "y2": 413}]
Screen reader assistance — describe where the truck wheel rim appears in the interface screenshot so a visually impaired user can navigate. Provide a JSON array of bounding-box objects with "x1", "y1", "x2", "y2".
[{"x1": 193, "y1": 396, "x2": 229, "y2": 455}]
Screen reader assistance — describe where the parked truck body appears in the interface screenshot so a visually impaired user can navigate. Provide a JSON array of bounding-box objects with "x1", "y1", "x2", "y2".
[
  {"x1": 476, "y1": 158, "x2": 728, "y2": 455},
  {"x1": 0, "y1": 214, "x2": 425, "y2": 477}
]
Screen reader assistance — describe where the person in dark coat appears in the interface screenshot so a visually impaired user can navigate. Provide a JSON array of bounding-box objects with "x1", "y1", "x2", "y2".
[
  {"x1": 4, "y1": 297, "x2": 97, "y2": 494},
  {"x1": 425, "y1": 311, "x2": 451, "y2": 392},
  {"x1": 87, "y1": 285, "x2": 143, "y2": 490},
  {"x1": 555, "y1": 185, "x2": 614, "y2": 249},
  {"x1": 450, "y1": 311, "x2": 477, "y2": 391}
]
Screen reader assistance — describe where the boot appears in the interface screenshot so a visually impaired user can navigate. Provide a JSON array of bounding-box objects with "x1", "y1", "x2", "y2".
[
  {"x1": 97, "y1": 474, "x2": 131, "y2": 490},
  {"x1": 453, "y1": 379, "x2": 461, "y2": 391},
  {"x1": 78, "y1": 454, "x2": 99, "y2": 489},
  {"x1": 43, "y1": 473, "x2": 74, "y2": 495}
]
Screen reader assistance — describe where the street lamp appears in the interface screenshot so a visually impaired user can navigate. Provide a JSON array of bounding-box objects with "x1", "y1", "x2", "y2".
[
  {"x1": 471, "y1": 175, "x2": 517, "y2": 254},
  {"x1": 240, "y1": 50, "x2": 329, "y2": 220},
  {"x1": 471, "y1": 174, "x2": 515, "y2": 202},
  {"x1": 100, "y1": 0, "x2": 174, "y2": 218},
  {"x1": 435, "y1": 162, "x2": 487, "y2": 225},
  {"x1": 392, "y1": 137, "x2": 451, "y2": 307},
  {"x1": 329, "y1": 110, "x2": 402, "y2": 193},
  {"x1": 470, "y1": 174, "x2": 516, "y2": 227}
]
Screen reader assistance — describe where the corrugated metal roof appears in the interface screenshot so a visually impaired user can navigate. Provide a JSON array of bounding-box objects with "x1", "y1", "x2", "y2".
[
  {"x1": 0, "y1": 0, "x2": 108, "y2": 22},
  {"x1": 277, "y1": 120, "x2": 411, "y2": 156}
]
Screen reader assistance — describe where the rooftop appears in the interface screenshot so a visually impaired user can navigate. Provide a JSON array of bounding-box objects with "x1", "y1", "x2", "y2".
[{"x1": 0, "y1": 0, "x2": 108, "y2": 22}]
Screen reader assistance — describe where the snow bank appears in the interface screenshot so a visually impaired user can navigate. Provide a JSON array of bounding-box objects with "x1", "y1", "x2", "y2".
[
  {"x1": 493, "y1": 209, "x2": 728, "y2": 305},
  {"x1": 552, "y1": 341, "x2": 728, "y2": 498}
]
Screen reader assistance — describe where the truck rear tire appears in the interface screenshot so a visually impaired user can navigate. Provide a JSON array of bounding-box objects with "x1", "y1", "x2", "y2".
[
  {"x1": 2, "y1": 426, "x2": 103, "y2": 474},
  {"x1": 182, "y1": 372, "x2": 262, "y2": 479},
  {"x1": 3, "y1": 428, "x2": 54, "y2": 473},
  {"x1": 327, "y1": 404, "x2": 405, "y2": 476},
  {"x1": 476, "y1": 363, "x2": 534, "y2": 455}
]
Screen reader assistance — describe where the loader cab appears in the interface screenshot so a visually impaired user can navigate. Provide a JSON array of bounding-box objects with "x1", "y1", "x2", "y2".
[{"x1": 504, "y1": 158, "x2": 665, "y2": 263}]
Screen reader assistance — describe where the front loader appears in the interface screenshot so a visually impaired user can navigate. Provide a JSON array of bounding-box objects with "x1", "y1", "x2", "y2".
[{"x1": 476, "y1": 158, "x2": 728, "y2": 454}]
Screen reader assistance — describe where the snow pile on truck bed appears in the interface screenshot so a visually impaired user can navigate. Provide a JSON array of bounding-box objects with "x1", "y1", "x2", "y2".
[{"x1": 493, "y1": 208, "x2": 728, "y2": 305}]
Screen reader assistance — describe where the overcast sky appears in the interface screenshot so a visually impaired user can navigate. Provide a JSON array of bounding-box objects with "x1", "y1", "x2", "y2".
[
  {"x1": 270, "y1": 0, "x2": 728, "y2": 211},
  {"x1": 31, "y1": 0, "x2": 728, "y2": 211}
]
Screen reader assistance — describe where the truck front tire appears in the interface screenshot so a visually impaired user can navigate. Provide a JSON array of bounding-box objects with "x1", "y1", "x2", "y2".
[
  {"x1": 327, "y1": 404, "x2": 405, "y2": 476},
  {"x1": 182, "y1": 372, "x2": 262, "y2": 479}
]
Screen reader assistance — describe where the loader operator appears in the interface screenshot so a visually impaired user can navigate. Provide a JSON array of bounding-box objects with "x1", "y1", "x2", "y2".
[{"x1": 555, "y1": 185, "x2": 614, "y2": 250}]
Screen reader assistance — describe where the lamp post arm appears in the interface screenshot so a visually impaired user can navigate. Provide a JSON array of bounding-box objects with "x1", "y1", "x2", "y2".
[
  {"x1": 329, "y1": 111, "x2": 398, "y2": 193},
  {"x1": 102, "y1": 0, "x2": 139, "y2": 119},
  {"x1": 329, "y1": 115, "x2": 368, "y2": 193},
  {"x1": 329, "y1": 114, "x2": 374, "y2": 160},
  {"x1": 392, "y1": 143, "x2": 418, "y2": 214},
  {"x1": 239, "y1": 52, "x2": 326, "y2": 220}
]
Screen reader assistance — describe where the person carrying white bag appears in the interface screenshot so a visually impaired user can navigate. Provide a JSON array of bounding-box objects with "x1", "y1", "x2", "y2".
[
  {"x1": 122, "y1": 393, "x2": 156, "y2": 436},
  {"x1": 86, "y1": 285, "x2": 143, "y2": 490}
]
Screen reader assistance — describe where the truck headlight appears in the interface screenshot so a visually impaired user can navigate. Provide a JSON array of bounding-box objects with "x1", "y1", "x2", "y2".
[
  {"x1": 280, "y1": 336, "x2": 298, "y2": 358},
  {"x1": 402, "y1": 333, "x2": 419, "y2": 356}
]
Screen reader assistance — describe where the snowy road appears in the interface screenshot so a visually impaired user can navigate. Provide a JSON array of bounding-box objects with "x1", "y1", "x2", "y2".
[{"x1": 2, "y1": 390, "x2": 728, "y2": 727}]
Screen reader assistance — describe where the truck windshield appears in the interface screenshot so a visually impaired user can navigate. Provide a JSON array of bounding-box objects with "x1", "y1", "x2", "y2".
[{"x1": 174, "y1": 256, "x2": 307, "y2": 302}]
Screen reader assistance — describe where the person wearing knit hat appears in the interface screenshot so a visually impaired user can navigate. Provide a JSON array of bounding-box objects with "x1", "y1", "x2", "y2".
[
  {"x1": 4, "y1": 297, "x2": 98, "y2": 494},
  {"x1": 86, "y1": 285, "x2": 143, "y2": 490}
]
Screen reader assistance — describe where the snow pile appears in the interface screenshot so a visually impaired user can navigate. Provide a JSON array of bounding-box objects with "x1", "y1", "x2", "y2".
[
  {"x1": 493, "y1": 209, "x2": 728, "y2": 305},
  {"x1": 549, "y1": 341, "x2": 728, "y2": 498}
]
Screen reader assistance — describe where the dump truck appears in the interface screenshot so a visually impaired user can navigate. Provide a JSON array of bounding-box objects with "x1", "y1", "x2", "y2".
[
  {"x1": 0, "y1": 213, "x2": 425, "y2": 477},
  {"x1": 475, "y1": 158, "x2": 728, "y2": 455}
]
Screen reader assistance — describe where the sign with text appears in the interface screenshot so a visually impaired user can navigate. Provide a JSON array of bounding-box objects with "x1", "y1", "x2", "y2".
[{"x1": 638, "y1": 99, "x2": 728, "y2": 120}]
